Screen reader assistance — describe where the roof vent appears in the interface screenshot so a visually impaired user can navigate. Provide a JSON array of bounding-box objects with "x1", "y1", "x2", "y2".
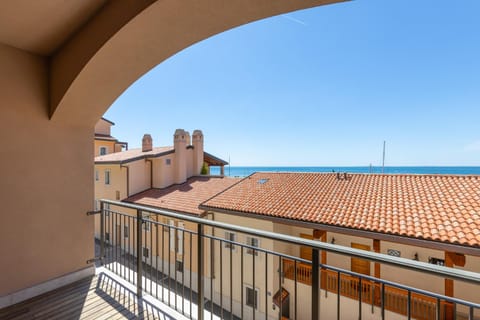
[
  {"x1": 258, "y1": 178, "x2": 269, "y2": 184},
  {"x1": 336, "y1": 172, "x2": 349, "y2": 180}
]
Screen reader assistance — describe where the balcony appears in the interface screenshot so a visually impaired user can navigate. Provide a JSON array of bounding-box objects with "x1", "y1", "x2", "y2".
[{"x1": 2, "y1": 199, "x2": 480, "y2": 320}]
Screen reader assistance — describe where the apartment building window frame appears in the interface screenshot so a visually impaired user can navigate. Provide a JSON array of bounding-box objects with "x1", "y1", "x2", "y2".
[
  {"x1": 245, "y1": 285, "x2": 259, "y2": 310},
  {"x1": 99, "y1": 146, "x2": 107, "y2": 155},
  {"x1": 165, "y1": 158, "x2": 171, "y2": 165},
  {"x1": 143, "y1": 246, "x2": 150, "y2": 258},
  {"x1": 168, "y1": 220, "x2": 185, "y2": 254},
  {"x1": 104, "y1": 203, "x2": 110, "y2": 217},
  {"x1": 143, "y1": 220, "x2": 151, "y2": 232},
  {"x1": 246, "y1": 236, "x2": 260, "y2": 256},
  {"x1": 224, "y1": 231, "x2": 236, "y2": 250},
  {"x1": 175, "y1": 260, "x2": 184, "y2": 273},
  {"x1": 105, "y1": 170, "x2": 111, "y2": 185}
]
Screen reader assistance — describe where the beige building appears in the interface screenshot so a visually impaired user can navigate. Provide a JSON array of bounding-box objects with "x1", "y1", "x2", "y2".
[
  {"x1": 94, "y1": 127, "x2": 227, "y2": 206},
  {"x1": 94, "y1": 117, "x2": 128, "y2": 156},
  {"x1": 199, "y1": 172, "x2": 480, "y2": 320},
  {"x1": 97, "y1": 169, "x2": 480, "y2": 320}
]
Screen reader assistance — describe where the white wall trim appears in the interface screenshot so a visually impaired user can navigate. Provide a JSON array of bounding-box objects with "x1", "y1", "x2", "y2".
[{"x1": 0, "y1": 265, "x2": 95, "y2": 308}]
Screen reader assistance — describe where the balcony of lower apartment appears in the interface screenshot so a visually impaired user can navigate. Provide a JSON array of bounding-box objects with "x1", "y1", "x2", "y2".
[{"x1": 2, "y1": 199, "x2": 480, "y2": 320}]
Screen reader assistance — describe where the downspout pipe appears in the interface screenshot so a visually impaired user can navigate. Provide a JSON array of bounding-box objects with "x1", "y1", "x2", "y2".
[{"x1": 145, "y1": 159, "x2": 153, "y2": 188}]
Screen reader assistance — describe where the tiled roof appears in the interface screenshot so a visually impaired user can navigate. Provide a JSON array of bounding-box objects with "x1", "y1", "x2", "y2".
[
  {"x1": 125, "y1": 176, "x2": 240, "y2": 215},
  {"x1": 201, "y1": 172, "x2": 480, "y2": 248},
  {"x1": 95, "y1": 146, "x2": 174, "y2": 164}
]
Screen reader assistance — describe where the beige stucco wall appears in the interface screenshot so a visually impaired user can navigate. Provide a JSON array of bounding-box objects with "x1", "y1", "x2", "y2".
[
  {"x1": 152, "y1": 156, "x2": 175, "y2": 188},
  {"x1": 212, "y1": 212, "x2": 279, "y2": 319},
  {"x1": 186, "y1": 148, "x2": 194, "y2": 178},
  {"x1": 0, "y1": 43, "x2": 93, "y2": 296},
  {"x1": 93, "y1": 139, "x2": 116, "y2": 157},
  {"x1": 127, "y1": 159, "x2": 150, "y2": 196},
  {"x1": 94, "y1": 119, "x2": 111, "y2": 136},
  {"x1": 94, "y1": 164, "x2": 126, "y2": 201}
]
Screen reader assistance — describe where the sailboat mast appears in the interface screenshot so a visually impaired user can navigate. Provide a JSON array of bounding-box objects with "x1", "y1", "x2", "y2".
[{"x1": 382, "y1": 140, "x2": 386, "y2": 174}]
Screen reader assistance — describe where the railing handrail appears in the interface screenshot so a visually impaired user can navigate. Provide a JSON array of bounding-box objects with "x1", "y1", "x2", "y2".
[
  {"x1": 101, "y1": 199, "x2": 480, "y2": 285},
  {"x1": 282, "y1": 258, "x2": 480, "y2": 308}
]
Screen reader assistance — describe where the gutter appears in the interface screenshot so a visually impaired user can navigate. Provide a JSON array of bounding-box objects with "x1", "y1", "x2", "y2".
[{"x1": 198, "y1": 205, "x2": 480, "y2": 257}]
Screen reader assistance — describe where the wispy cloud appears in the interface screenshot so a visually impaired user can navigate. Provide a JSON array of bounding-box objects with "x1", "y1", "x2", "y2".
[
  {"x1": 464, "y1": 140, "x2": 480, "y2": 151},
  {"x1": 281, "y1": 14, "x2": 307, "y2": 26}
]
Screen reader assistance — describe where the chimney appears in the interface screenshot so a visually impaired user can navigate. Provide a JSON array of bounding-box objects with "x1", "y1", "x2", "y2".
[
  {"x1": 174, "y1": 129, "x2": 187, "y2": 184},
  {"x1": 142, "y1": 134, "x2": 152, "y2": 152},
  {"x1": 192, "y1": 130, "x2": 204, "y2": 175}
]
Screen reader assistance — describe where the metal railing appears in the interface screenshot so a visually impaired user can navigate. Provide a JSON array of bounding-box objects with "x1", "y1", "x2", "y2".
[{"x1": 97, "y1": 199, "x2": 480, "y2": 320}]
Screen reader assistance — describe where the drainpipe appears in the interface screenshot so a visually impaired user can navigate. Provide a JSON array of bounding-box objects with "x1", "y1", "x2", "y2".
[
  {"x1": 120, "y1": 164, "x2": 129, "y2": 197},
  {"x1": 145, "y1": 159, "x2": 153, "y2": 188}
]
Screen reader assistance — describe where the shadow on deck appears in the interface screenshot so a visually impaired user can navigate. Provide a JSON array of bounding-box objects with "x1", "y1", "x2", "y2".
[{"x1": 0, "y1": 271, "x2": 178, "y2": 320}]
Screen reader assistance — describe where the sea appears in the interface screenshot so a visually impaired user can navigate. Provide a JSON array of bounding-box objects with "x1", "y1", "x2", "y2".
[{"x1": 210, "y1": 166, "x2": 480, "y2": 178}]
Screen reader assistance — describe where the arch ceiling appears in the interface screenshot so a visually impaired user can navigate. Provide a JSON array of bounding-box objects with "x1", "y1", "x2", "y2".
[{"x1": 1, "y1": 1, "x2": 345, "y2": 125}]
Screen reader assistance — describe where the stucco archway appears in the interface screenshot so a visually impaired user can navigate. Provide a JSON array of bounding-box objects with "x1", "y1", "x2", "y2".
[
  {"x1": 0, "y1": 0, "x2": 346, "y2": 302},
  {"x1": 50, "y1": 0, "x2": 345, "y2": 125}
]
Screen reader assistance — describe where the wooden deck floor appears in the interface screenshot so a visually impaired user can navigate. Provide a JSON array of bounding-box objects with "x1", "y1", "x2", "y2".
[{"x1": 0, "y1": 271, "x2": 178, "y2": 320}]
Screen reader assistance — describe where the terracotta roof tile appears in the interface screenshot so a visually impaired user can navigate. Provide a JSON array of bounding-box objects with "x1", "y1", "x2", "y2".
[
  {"x1": 201, "y1": 172, "x2": 480, "y2": 248},
  {"x1": 125, "y1": 176, "x2": 239, "y2": 215}
]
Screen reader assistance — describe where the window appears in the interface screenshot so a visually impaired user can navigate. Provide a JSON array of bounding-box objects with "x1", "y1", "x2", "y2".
[
  {"x1": 99, "y1": 146, "x2": 107, "y2": 155},
  {"x1": 104, "y1": 203, "x2": 110, "y2": 217},
  {"x1": 143, "y1": 247, "x2": 149, "y2": 258},
  {"x1": 245, "y1": 286, "x2": 258, "y2": 309},
  {"x1": 95, "y1": 170, "x2": 99, "y2": 181},
  {"x1": 105, "y1": 170, "x2": 110, "y2": 185},
  {"x1": 143, "y1": 221, "x2": 151, "y2": 232},
  {"x1": 176, "y1": 260, "x2": 184, "y2": 273},
  {"x1": 246, "y1": 237, "x2": 259, "y2": 256},
  {"x1": 224, "y1": 232, "x2": 236, "y2": 249},
  {"x1": 177, "y1": 222, "x2": 184, "y2": 254},
  {"x1": 168, "y1": 220, "x2": 184, "y2": 253},
  {"x1": 169, "y1": 220, "x2": 176, "y2": 252},
  {"x1": 165, "y1": 158, "x2": 171, "y2": 165},
  {"x1": 124, "y1": 225, "x2": 129, "y2": 238}
]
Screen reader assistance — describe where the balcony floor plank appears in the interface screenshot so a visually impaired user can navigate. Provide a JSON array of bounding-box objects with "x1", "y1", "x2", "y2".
[{"x1": 0, "y1": 272, "x2": 175, "y2": 320}]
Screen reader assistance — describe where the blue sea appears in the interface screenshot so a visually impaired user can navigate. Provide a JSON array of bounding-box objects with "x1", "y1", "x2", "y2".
[{"x1": 210, "y1": 166, "x2": 480, "y2": 177}]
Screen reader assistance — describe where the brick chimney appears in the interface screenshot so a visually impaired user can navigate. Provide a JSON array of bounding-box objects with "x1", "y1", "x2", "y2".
[{"x1": 142, "y1": 134, "x2": 152, "y2": 152}]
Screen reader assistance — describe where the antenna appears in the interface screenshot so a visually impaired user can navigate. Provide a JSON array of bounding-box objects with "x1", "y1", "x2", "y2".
[{"x1": 382, "y1": 141, "x2": 386, "y2": 174}]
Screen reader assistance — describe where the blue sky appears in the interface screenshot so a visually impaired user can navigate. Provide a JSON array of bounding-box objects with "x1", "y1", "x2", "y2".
[{"x1": 105, "y1": 0, "x2": 480, "y2": 166}]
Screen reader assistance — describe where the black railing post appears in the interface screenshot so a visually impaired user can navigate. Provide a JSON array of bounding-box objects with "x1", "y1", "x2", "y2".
[
  {"x1": 197, "y1": 224, "x2": 204, "y2": 320},
  {"x1": 100, "y1": 201, "x2": 105, "y2": 266},
  {"x1": 312, "y1": 248, "x2": 320, "y2": 320},
  {"x1": 136, "y1": 209, "x2": 143, "y2": 297}
]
